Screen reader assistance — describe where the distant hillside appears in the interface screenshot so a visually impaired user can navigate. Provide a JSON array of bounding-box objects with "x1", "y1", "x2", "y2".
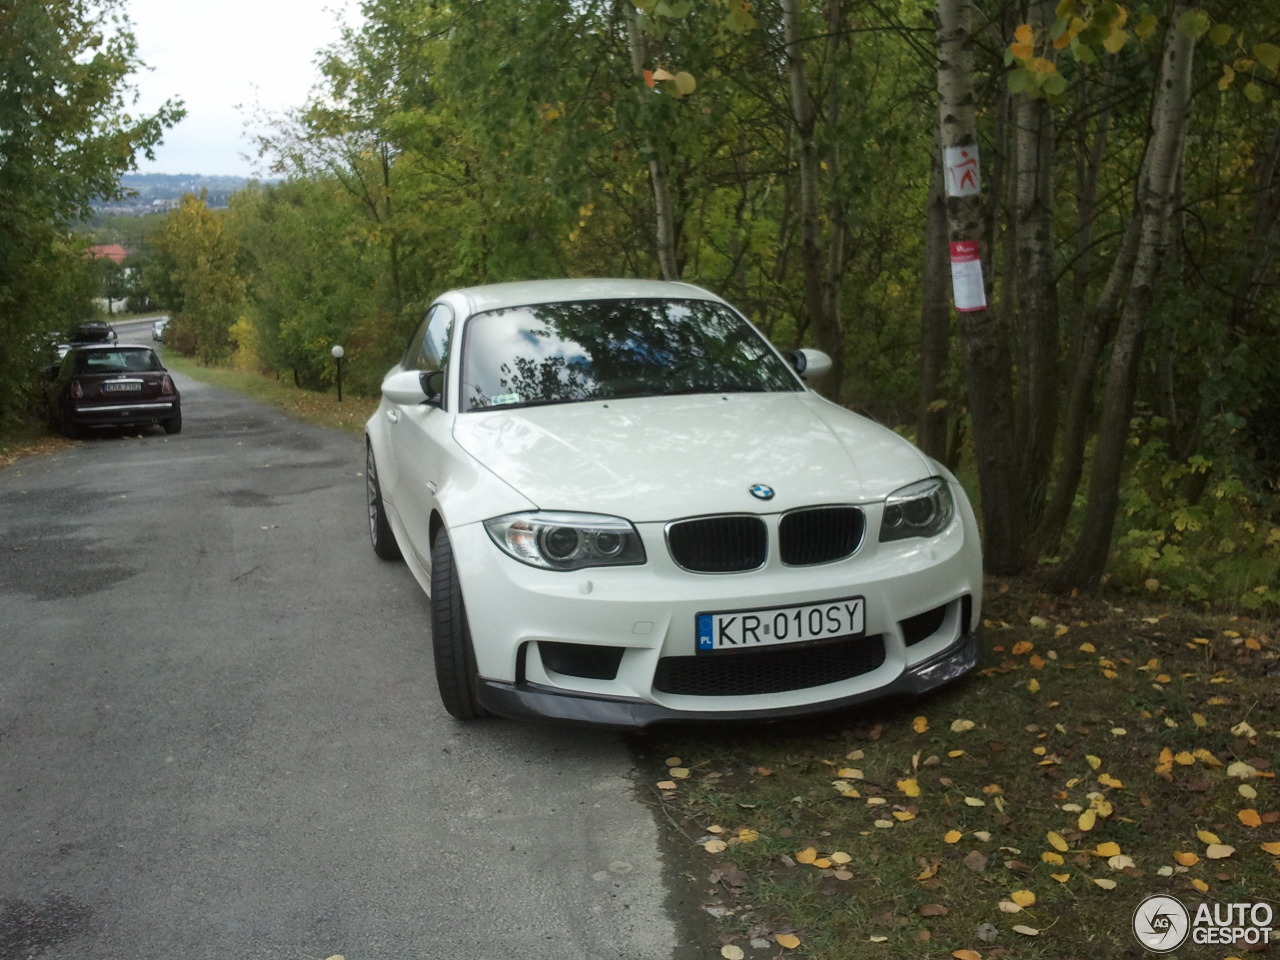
[{"x1": 93, "y1": 173, "x2": 263, "y2": 215}]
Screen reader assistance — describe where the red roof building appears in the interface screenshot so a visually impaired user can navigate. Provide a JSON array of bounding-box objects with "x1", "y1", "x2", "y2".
[{"x1": 87, "y1": 244, "x2": 128, "y2": 263}]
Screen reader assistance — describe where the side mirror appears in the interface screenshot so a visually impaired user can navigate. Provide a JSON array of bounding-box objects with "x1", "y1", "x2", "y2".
[
  {"x1": 786, "y1": 348, "x2": 833, "y2": 381},
  {"x1": 381, "y1": 368, "x2": 445, "y2": 407},
  {"x1": 421, "y1": 369, "x2": 444, "y2": 405}
]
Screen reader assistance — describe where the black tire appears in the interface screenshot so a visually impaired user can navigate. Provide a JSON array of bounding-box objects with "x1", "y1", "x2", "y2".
[
  {"x1": 430, "y1": 529, "x2": 489, "y2": 720},
  {"x1": 366, "y1": 441, "x2": 401, "y2": 561},
  {"x1": 57, "y1": 404, "x2": 81, "y2": 439},
  {"x1": 163, "y1": 404, "x2": 182, "y2": 435}
]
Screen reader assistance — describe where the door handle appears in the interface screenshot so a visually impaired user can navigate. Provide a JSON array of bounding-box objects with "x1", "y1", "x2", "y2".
[{"x1": 386, "y1": 409, "x2": 399, "y2": 423}]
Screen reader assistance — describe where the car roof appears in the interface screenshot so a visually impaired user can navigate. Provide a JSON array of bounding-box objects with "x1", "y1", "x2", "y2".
[
  {"x1": 448, "y1": 278, "x2": 726, "y2": 315},
  {"x1": 66, "y1": 343, "x2": 154, "y2": 352}
]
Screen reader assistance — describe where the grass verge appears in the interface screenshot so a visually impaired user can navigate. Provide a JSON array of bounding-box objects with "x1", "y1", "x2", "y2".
[
  {"x1": 635, "y1": 581, "x2": 1279, "y2": 960},
  {"x1": 160, "y1": 352, "x2": 377, "y2": 434}
]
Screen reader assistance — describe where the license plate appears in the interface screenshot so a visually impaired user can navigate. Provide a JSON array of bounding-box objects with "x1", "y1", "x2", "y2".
[
  {"x1": 103, "y1": 381, "x2": 142, "y2": 392},
  {"x1": 697, "y1": 596, "x2": 865, "y2": 652}
]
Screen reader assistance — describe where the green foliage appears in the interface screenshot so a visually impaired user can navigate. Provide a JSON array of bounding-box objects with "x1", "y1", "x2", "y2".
[
  {"x1": 0, "y1": 0, "x2": 182, "y2": 434},
  {"x1": 1112, "y1": 417, "x2": 1280, "y2": 610},
  {"x1": 151, "y1": 193, "x2": 244, "y2": 365}
]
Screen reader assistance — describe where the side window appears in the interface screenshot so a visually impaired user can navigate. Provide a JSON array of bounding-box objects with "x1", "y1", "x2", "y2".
[
  {"x1": 401, "y1": 313, "x2": 431, "y2": 370},
  {"x1": 403, "y1": 303, "x2": 454, "y2": 372},
  {"x1": 418, "y1": 303, "x2": 454, "y2": 371}
]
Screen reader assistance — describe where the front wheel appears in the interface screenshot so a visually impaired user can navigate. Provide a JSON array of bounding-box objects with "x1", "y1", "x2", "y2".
[
  {"x1": 366, "y1": 441, "x2": 401, "y2": 560},
  {"x1": 430, "y1": 530, "x2": 489, "y2": 720}
]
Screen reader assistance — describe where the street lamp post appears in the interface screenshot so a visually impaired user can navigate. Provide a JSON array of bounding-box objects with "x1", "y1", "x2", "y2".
[{"x1": 331, "y1": 344, "x2": 345, "y2": 402}]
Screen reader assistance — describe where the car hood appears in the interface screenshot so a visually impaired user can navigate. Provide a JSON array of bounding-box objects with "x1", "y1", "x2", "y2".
[{"x1": 451, "y1": 392, "x2": 932, "y2": 522}]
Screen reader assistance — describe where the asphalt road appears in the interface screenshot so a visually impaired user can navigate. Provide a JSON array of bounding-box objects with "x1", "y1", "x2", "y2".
[{"x1": 0, "y1": 325, "x2": 675, "y2": 959}]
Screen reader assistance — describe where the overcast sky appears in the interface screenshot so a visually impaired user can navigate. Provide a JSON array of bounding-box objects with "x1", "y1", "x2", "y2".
[{"x1": 126, "y1": 0, "x2": 360, "y2": 178}]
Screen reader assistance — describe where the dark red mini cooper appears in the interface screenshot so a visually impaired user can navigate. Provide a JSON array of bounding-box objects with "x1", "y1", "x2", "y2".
[{"x1": 44, "y1": 344, "x2": 182, "y2": 437}]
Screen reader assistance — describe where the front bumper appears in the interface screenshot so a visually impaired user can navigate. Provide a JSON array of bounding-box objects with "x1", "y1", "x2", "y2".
[{"x1": 476, "y1": 628, "x2": 982, "y2": 729}]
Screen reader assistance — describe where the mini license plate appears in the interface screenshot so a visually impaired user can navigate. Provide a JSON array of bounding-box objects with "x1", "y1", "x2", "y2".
[
  {"x1": 102, "y1": 381, "x2": 142, "y2": 392},
  {"x1": 697, "y1": 596, "x2": 865, "y2": 653}
]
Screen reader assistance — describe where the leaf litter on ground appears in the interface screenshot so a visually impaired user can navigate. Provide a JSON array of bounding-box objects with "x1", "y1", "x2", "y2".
[{"x1": 638, "y1": 579, "x2": 1280, "y2": 959}]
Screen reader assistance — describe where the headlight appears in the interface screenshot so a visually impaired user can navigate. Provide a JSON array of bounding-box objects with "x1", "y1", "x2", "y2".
[
  {"x1": 879, "y1": 477, "x2": 955, "y2": 542},
  {"x1": 484, "y1": 512, "x2": 647, "y2": 570}
]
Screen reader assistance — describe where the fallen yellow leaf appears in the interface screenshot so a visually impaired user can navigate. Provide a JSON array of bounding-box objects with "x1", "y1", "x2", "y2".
[
  {"x1": 1173, "y1": 851, "x2": 1199, "y2": 866},
  {"x1": 776, "y1": 934, "x2": 800, "y2": 949},
  {"x1": 1098, "y1": 773, "x2": 1125, "y2": 789},
  {"x1": 944, "y1": 829, "x2": 963, "y2": 844},
  {"x1": 1205, "y1": 844, "x2": 1236, "y2": 859},
  {"x1": 704, "y1": 839, "x2": 728, "y2": 853},
  {"x1": 898, "y1": 778, "x2": 921, "y2": 797},
  {"x1": 1092, "y1": 877, "x2": 1118, "y2": 890},
  {"x1": 796, "y1": 847, "x2": 818, "y2": 864},
  {"x1": 1261, "y1": 842, "x2": 1280, "y2": 856},
  {"x1": 1086, "y1": 754, "x2": 1102, "y2": 770},
  {"x1": 964, "y1": 796, "x2": 986, "y2": 807},
  {"x1": 1191, "y1": 878, "x2": 1210, "y2": 893},
  {"x1": 1041, "y1": 851, "x2": 1065, "y2": 865},
  {"x1": 1012, "y1": 924, "x2": 1040, "y2": 936},
  {"x1": 1197, "y1": 829, "x2": 1222, "y2": 845},
  {"x1": 1011, "y1": 890, "x2": 1036, "y2": 907},
  {"x1": 1047, "y1": 831, "x2": 1069, "y2": 852},
  {"x1": 893, "y1": 810, "x2": 917, "y2": 822},
  {"x1": 951, "y1": 951, "x2": 982, "y2": 960},
  {"x1": 656, "y1": 780, "x2": 677, "y2": 790},
  {"x1": 1095, "y1": 841, "x2": 1122, "y2": 858},
  {"x1": 1239, "y1": 809, "x2": 1262, "y2": 828},
  {"x1": 1051, "y1": 873, "x2": 1071, "y2": 883},
  {"x1": 830, "y1": 851, "x2": 852, "y2": 864},
  {"x1": 669, "y1": 767, "x2": 690, "y2": 779},
  {"x1": 951, "y1": 719, "x2": 977, "y2": 733},
  {"x1": 913, "y1": 715, "x2": 929, "y2": 734},
  {"x1": 1078, "y1": 809, "x2": 1097, "y2": 831}
]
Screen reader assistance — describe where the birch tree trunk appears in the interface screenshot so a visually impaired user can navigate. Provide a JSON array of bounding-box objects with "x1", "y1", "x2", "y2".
[
  {"x1": 620, "y1": 0, "x2": 680, "y2": 280},
  {"x1": 1011, "y1": 0, "x2": 1057, "y2": 528},
  {"x1": 1052, "y1": 4, "x2": 1198, "y2": 590},
  {"x1": 935, "y1": 0, "x2": 1024, "y2": 573},
  {"x1": 917, "y1": 146, "x2": 952, "y2": 463},
  {"x1": 783, "y1": 0, "x2": 846, "y2": 398}
]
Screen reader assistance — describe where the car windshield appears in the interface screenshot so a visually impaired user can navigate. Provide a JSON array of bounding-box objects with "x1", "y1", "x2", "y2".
[
  {"x1": 71, "y1": 349, "x2": 161, "y2": 375},
  {"x1": 460, "y1": 298, "x2": 802, "y2": 412}
]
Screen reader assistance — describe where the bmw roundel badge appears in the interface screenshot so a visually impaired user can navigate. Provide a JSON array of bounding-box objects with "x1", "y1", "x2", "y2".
[{"x1": 749, "y1": 483, "x2": 775, "y2": 501}]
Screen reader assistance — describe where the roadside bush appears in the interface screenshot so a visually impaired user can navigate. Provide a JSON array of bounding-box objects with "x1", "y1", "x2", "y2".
[{"x1": 1110, "y1": 416, "x2": 1280, "y2": 611}]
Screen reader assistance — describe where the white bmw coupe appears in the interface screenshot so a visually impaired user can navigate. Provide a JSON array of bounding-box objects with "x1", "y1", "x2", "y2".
[{"x1": 365, "y1": 279, "x2": 983, "y2": 726}]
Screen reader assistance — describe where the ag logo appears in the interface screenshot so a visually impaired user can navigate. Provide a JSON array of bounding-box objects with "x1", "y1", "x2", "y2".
[{"x1": 1133, "y1": 895, "x2": 1190, "y2": 953}]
